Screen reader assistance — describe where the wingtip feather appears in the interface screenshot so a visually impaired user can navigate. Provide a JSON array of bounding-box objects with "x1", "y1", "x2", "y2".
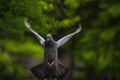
[
  {"x1": 24, "y1": 18, "x2": 31, "y2": 29},
  {"x1": 75, "y1": 24, "x2": 82, "y2": 33}
]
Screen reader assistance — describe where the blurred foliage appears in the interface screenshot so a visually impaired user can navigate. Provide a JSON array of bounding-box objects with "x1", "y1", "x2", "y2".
[{"x1": 0, "y1": 0, "x2": 120, "y2": 80}]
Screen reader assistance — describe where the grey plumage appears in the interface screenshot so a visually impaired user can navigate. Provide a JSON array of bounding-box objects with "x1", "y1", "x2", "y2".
[
  {"x1": 57, "y1": 24, "x2": 82, "y2": 47},
  {"x1": 24, "y1": 19, "x2": 45, "y2": 46},
  {"x1": 24, "y1": 19, "x2": 82, "y2": 80}
]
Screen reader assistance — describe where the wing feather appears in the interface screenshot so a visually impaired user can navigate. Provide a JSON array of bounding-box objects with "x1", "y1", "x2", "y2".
[
  {"x1": 57, "y1": 24, "x2": 82, "y2": 47},
  {"x1": 24, "y1": 18, "x2": 45, "y2": 46}
]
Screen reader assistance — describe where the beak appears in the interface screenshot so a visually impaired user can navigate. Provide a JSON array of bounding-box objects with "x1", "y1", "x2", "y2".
[{"x1": 47, "y1": 38, "x2": 50, "y2": 41}]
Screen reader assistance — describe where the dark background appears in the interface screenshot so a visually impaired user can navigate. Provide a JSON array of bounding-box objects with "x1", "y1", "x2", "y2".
[{"x1": 0, "y1": 0, "x2": 120, "y2": 80}]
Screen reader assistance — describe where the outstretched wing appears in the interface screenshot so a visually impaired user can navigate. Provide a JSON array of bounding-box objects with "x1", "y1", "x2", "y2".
[
  {"x1": 24, "y1": 19, "x2": 45, "y2": 46},
  {"x1": 57, "y1": 24, "x2": 82, "y2": 47}
]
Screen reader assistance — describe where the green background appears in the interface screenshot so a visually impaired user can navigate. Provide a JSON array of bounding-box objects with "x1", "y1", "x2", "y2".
[{"x1": 0, "y1": 0, "x2": 120, "y2": 80}]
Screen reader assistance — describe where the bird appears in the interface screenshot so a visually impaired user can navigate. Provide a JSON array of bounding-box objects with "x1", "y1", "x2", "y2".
[{"x1": 24, "y1": 19, "x2": 82, "y2": 80}]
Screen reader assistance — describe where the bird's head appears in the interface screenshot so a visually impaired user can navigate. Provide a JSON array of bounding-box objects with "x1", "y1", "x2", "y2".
[
  {"x1": 46, "y1": 34, "x2": 53, "y2": 42},
  {"x1": 45, "y1": 34, "x2": 56, "y2": 47}
]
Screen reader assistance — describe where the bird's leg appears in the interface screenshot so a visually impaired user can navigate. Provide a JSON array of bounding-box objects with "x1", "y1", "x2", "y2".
[{"x1": 47, "y1": 61, "x2": 55, "y2": 67}]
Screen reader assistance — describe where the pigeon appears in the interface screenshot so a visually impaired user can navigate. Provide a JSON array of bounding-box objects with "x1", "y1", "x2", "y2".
[{"x1": 24, "y1": 19, "x2": 82, "y2": 80}]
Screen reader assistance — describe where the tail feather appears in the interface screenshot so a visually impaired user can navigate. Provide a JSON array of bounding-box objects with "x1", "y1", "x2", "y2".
[
  {"x1": 31, "y1": 62, "x2": 69, "y2": 80},
  {"x1": 56, "y1": 63, "x2": 69, "y2": 79},
  {"x1": 31, "y1": 63, "x2": 46, "y2": 79}
]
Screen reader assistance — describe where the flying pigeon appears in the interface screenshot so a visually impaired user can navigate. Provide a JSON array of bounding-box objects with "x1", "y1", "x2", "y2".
[{"x1": 24, "y1": 19, "x2": 82, "y2": 80}]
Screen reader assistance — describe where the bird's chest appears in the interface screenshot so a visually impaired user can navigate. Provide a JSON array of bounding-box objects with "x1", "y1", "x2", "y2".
[{"x1": 44, "y1": 48, "x2": 57, "y2": 62}]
